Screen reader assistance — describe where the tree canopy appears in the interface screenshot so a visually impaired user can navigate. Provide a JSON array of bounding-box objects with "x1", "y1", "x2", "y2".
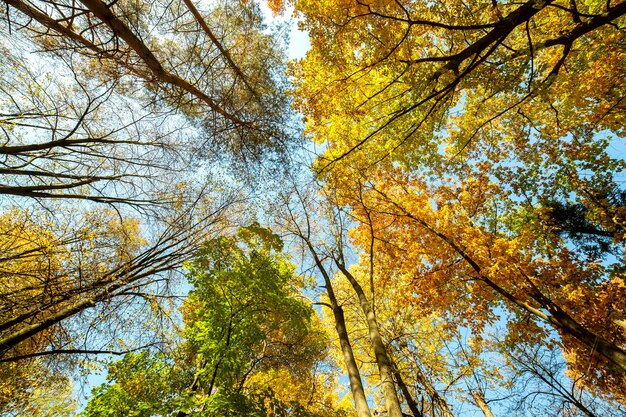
[
  {"x1": 82, "y1": 225, "x2": 344, "y2": 417},
  {"x1": 2, "y1": 0, "x2": 626, "y2": 416}
]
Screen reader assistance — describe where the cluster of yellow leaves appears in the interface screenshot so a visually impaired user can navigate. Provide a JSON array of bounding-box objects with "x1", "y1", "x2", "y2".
[
  {"x1": 247, "y1": 368, "x2": 351, "y2": 417},
  {"x1": 0, "y1": 359, "x2": 76, "y2": 414},
  {"x1": 0, "y1": 207, "x2": 147, "y2": 404}
]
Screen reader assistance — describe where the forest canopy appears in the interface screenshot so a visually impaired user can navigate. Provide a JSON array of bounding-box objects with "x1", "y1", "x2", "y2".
[{"x1": 1, "y1": 0, "x2": 626, "y2": 416}]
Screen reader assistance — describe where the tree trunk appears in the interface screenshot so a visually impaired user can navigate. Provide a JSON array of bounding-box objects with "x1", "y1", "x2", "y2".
[
  {"x1": 332, "y1": 304, "x2": 372, "y2": 417},
  {"x1": 390, "y1": 354, "x2": 453, "y2": 417},
  {"x1": 390, "y1": 360, "x2": 424, "y2": 417},
  {"x1": 337, "y1": 263, "x2": 404, "y2": 417},
  {"x1": 307, "y1": 243, "x2": 372, "y2": 417},
  {"x1": 472, "y1": 392, "x2": 494, "y2": 417}
]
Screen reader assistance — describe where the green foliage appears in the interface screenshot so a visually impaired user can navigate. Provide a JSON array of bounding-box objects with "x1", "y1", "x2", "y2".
[
  {"x1": 82, "y1": 351, "x2": 192, "y2": 417},
  {"x1": 197, "y1": 390, "x2": 320, "y2": 417},
  {"x1": 83, "y1": 225, "x2": 333, "y2": 417},
  {"x1": 539, "y1": 189, "x2": 626, "y2": 258}
]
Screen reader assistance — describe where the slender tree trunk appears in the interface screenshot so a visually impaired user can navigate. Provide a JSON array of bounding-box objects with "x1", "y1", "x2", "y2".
[
  {"x1": 306, "y1": 243, "x2": 372, "y2": 417},
  {"x1": 336, "y1": 263, "x2": 404, "y2": 417},
  {"x1": 390, "y1": 353, "x2": 453, "y2": 417},
  {"x1": 472, "y1": 392, "x2": 494, "y2": 417},
  {"x1": 390, "y1": 361, "x2": 424, "y2": 417},
  {"x1": 332, "y1": 304, "x2": 372, "y2": 417},
  {"x1": 480, "y1": 274, "x2": 626, "y2": 373}
]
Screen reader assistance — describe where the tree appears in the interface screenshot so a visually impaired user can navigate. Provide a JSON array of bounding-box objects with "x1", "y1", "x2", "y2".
[
  {"x1": 0, "y1": 46, "x2": 186, "y2": 208},
  {"x1": 290, "y1": 176, "x2": 626, "y2": 417},
  {"x1": 0, "y1": 0, "x2": 293, "y2": 410},
  {"x1": 82, "y1": 225, "x2": 346, "y2": 417},
  {"x1": 276, "y1": 180, "x2": 501, "y2": 417},
  {"x1": 0, "y1": 194, "x2": 236, "y2": 361},
  {"x1": 278, "y1": 0, "x2": 626, "y2": 170},
  {"x1": 0, "y1": 0, "x2": 292, "y2": 210},
  {"x1": 499, "y1": 341, "x2": 626, "y2": 417},
  {"x1": 538, "y1": 189, "x2": 626, "y2": 259},
  {"x1": 2, "y1": 0, "x2": 290, "y2": 156},
  {"x1": 273, "y1": 0, "x2": 626, "y2": 403},
  {"x1": 277, "y1": 184, "x2": 374, "y2": 417},
  {"x1": 323, "y1": 167, "x2": 626, "y2": 401}
]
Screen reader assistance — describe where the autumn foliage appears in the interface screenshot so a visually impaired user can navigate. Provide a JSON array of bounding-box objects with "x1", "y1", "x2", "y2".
[{"x1": 1, "y1": 0, "x2": 626, "y2": 415}]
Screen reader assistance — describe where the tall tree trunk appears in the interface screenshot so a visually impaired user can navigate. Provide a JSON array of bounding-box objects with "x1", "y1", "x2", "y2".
[
  {"x1": 394, "y1": 357, "x2": 454, "y2": 417},
  {"x1": 336, "y1": 262, "x2": 404, "y2": 417},
  {"x1": 390, "y1": 360, "x2": 424, "y2": 417},
  {"x1": 332, "y1": 304, "x2": 372, "y2": 417},
  {"x1": 306, "y1": 242, "x2": 372, "y2": 417}
]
